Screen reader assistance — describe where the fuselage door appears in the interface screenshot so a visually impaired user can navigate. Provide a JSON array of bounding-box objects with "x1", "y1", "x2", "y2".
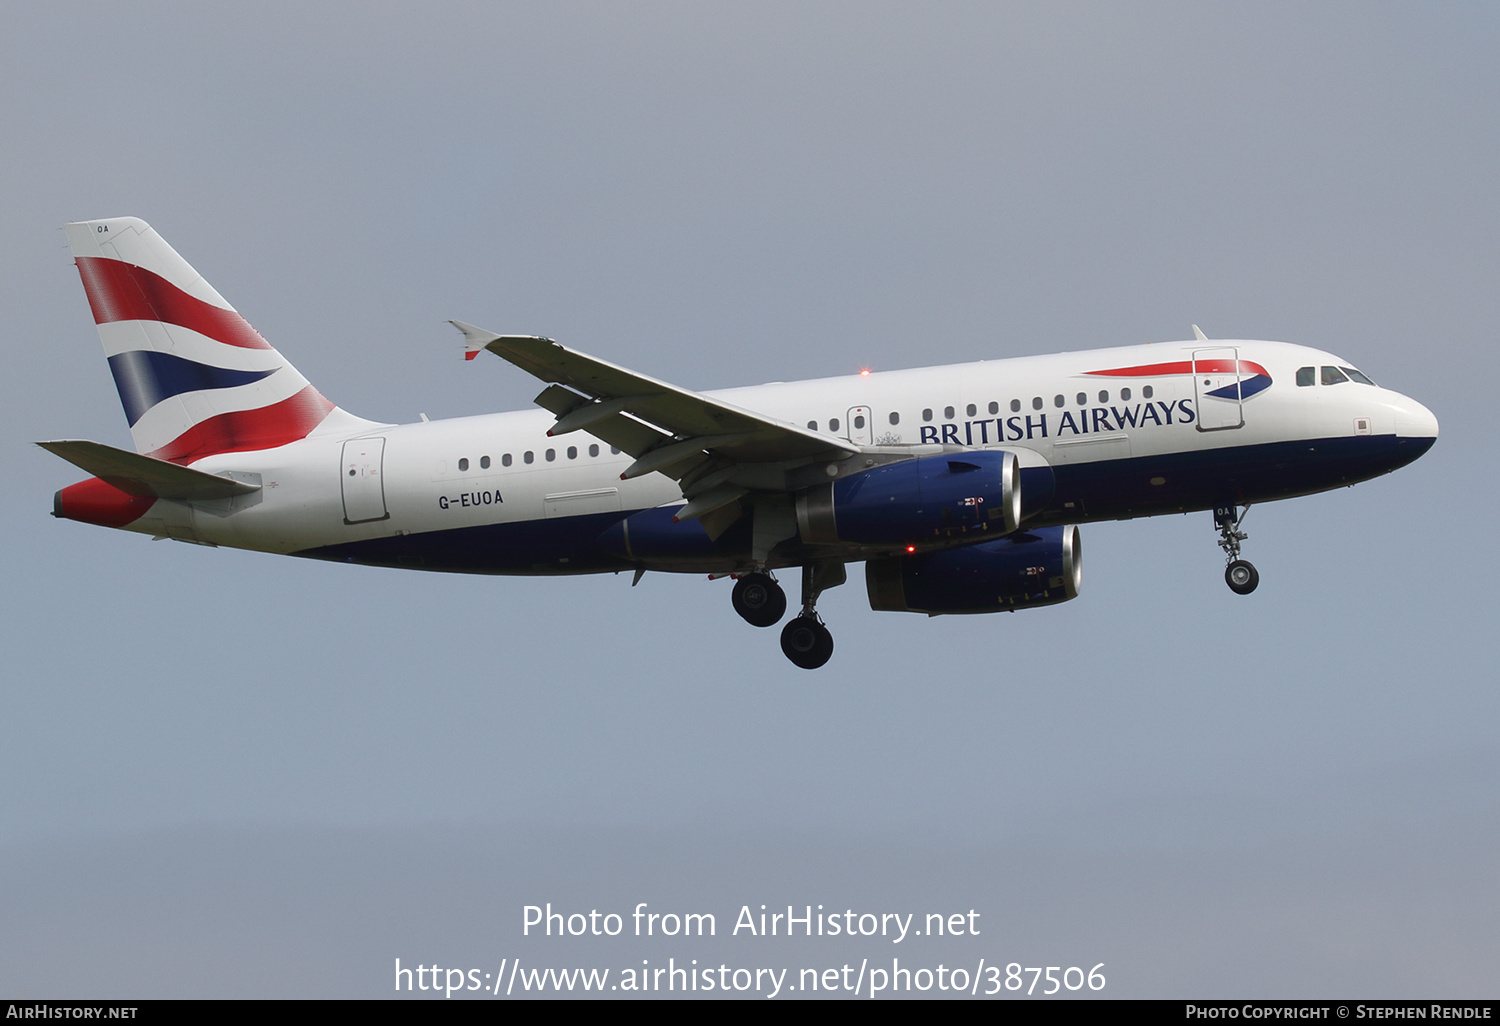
[
  {"x1": 1193, "y1": 347, "x2": 1244, "y2": 431},
  {"x1": 847, "y1": 406, "x2": 872, "y2": 446},
  {"x1": 341, "y1": 437, "x2": 389, "y2": 523}
]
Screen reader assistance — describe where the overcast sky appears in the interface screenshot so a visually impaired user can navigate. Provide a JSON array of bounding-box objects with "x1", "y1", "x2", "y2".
[{"x1": 2, "y1": 2, "x2": 1496, "y2": 999}]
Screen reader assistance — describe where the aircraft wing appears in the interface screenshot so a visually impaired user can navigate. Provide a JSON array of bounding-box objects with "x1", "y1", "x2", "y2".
[{"x1": 451, "y1": 322, "x2": 857, "y2": 524}]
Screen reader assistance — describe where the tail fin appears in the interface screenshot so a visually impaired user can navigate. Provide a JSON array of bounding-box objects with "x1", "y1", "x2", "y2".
[{"x1": 64, "y1": 217, "x2": 370, "y2": 464}]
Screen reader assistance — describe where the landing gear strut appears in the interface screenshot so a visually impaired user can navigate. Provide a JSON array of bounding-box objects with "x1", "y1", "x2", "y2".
[
  {"x1": 1214, "y1": 504, "x2": 1259, "y2": 595},
  {"x1": 732, "y1": 572, "x2": 786, "y2": 627},
  {"x1": 780, "y1": 561, "x2": 844, "y2": 669}
]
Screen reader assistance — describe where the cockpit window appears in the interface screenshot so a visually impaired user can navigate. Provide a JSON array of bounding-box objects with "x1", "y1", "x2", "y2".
[
  {"x1": 1321, "y1": 366, "x2": 1349, "y2": 386},
  {"x1": 1341, "y1": 366, "x2": 1376, "y2": 385},
  {"x1": 1296, "y1": 366, "x2": 1315, "y2": 387}
]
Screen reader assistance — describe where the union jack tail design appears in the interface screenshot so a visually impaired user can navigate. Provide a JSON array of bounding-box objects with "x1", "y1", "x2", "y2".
[{"x1": 64, "y1": 217, "x2": 370, "y2": 465}]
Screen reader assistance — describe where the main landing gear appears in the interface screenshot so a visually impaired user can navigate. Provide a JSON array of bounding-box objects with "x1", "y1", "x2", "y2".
[
  {"x1": 780, "y1": 561, "x2": 844, "y2": 670},
  {"x1": 729, "y1": 563, "x2": 843, "y2": 669},
  {"x1": 781, "y1": 615, "x2": 833, "y2": 670},
  {"x1": 1214, "y1": 504, "x2": 1259, "y2": 595},
  {"x1": 731, "y1": 572, "x2": 787, "y2": 628}
]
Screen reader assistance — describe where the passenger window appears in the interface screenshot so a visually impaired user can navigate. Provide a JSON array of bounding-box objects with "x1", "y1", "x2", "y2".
[
  {"x1": 524, "y1": 451, "x2": 534, "y2": 464},
  {"x1": 829, "y1": 418, "x2": 840, "y2": 431},
  {"x1": 1143, "y1": 385, "x2": 1154, "y2": 399},
  {"x1": 1321, "y1": 366, "x2": 1349, "y2": 386},
  {"x1": 944, "y1": 406, "x2": 955, "y2": 420},
  {"x1": 923, "y1": 409, "x2": 933, "y2": 422},
  {"x1": 610, "y1": 446, "x2": 620, "y2": 454},
  {"x1": 1032, "y1": 397, "x2": 1043, "y2": 411},
  {"x1": 567, "y1": 446, "x2": 577, "y2": 459},
  {"x1": 966, "y1": 404, "x2": 976, "y2": 417},
  {"x1": 589, "y1": 444, "x2": 599, "y2": 457},
  {"x1": 1053, "y1": 394, "x2": 1064, "y2": 408},
  {"x1": 458, "y1": 458, "x2": 469, "y2": 471},
  {"x1": 854, "y1": 415, "x2": 865, "y2": 429},
  {"x1": 1010, "y1": 399, "x2": 1021, "y2": 413},
  {"x1": 545, "y1": 448, "x2": 556, "y2": 461},
  {"x1": 1121, "y1": 387, "x2": 1132, "y2": 401},
  {"x1": 1076, "y1": 392, "x2": 1087, "y2": 406},
  {"x1": 1297, "y1": 367, "x2": 1315, "y2": 387},
  {"x1": 1342, "y1": 367, "x2": 1376, "y2": 385},
  {"x1": 888, "y1": 412, "x2": 900, "y2": 425},
  {"x1": 807, "y1": 420, "x2": 817, "y2": 430},
  {"x1": 480, "y1": 455, "x2": 490, "y2": 469},
  {"x1": 1098, "y1": 390, "x2": 1109, "y2": 403},
  {"x1": 502, "y1": 453, "x2": 513, "y2": 467},
  {"x1": 988, "y1": 401, "x2": 999, "y2": 415}
]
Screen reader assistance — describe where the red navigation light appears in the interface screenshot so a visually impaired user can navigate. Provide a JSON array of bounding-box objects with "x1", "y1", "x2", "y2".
[
  {"x1": 860, "y1": 368, "x2": 871, "y2": 377},
  {"x1": 905, "y1": 545, "x2": 916, "y2": 553}
]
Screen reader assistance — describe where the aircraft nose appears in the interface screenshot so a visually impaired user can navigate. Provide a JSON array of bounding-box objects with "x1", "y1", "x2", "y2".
[
  {"x1": 1395, "y1": 396, "x2": 1439, "y2": 440},
  {"x1": 1384, "y1": 394, "x2": 1438, "y2": 469}
]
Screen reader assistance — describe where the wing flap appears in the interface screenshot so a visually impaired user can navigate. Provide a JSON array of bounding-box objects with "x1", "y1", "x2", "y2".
[{"x1": 674, "y1": 483, "x2": 749, "y2": 522}]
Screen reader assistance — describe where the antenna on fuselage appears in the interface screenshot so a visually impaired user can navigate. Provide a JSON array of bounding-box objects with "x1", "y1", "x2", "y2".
[{"x1": 1192, "y1": 325, "x2": 1209, "y2": 341}]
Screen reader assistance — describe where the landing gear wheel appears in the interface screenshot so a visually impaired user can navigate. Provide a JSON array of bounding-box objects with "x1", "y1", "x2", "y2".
[
  {"x1": 732, "y1": 573, "x2": 786, "y2": 627},
  {"x1": 1225, "y1": 559, "x2": 1259, "y2": 595},
  {"x1": 780, "y1": 615, "x2": 834, "y2": 669}
]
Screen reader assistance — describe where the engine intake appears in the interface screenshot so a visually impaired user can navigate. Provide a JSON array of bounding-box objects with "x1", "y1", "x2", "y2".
[{"x1": 865, "y1": 525, "x2": 1081, "y2": 614}]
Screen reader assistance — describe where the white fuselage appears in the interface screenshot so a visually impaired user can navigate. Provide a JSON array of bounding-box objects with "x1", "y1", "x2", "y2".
[{"x1": 117, "y1": 338, "x2": 1437, "y2": 574}]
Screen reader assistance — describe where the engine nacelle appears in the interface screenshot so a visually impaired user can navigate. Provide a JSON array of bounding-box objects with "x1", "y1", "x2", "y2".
[
  {"x1": 596, "y1": 504, "x2": 752, "y2": 567},
  {"x1": 797, "y1": 450, "x2": 1031, "y2": 547},
  {"x1": 865, "y1": 525, "x2": 1081, "y2": 614}
]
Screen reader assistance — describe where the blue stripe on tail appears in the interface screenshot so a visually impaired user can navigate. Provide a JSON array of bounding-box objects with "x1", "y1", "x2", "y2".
[{"x1": 107, "y1": 351, "x2": 277, "y2": 426}]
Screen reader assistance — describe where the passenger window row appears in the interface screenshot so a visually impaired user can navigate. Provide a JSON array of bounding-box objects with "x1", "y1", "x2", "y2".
[
  {"x1": 453, "y1": 444, "x2": 621, "y2": 472},
  {"x1": 804, "y1": 386, "x2": 1155, "y2": 433},
  {"x1": 453, "y1": 377, "x2": 1177, "y2": 465}
]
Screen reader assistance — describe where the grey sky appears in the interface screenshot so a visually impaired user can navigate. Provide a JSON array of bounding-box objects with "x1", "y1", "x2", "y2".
[{"x1": 1, "y1": 2, "x2": 1495, "y2": 998}]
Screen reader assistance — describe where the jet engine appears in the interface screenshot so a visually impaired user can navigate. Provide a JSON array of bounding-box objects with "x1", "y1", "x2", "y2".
[
  {"x1": 865, "y1": 525, "x2": 1081, "y2": 614},
  {"x1": 797, "y1": 450, "x2": 1046, "y2": 547}
]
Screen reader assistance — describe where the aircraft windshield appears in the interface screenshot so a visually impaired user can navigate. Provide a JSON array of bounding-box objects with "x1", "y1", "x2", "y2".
[{"x1": 1341, "y1": 366, "x2": 1376, "y2": 385}]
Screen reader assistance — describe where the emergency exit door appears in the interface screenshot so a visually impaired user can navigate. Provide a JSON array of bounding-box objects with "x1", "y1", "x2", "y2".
[{"x1": 846, "y1": 406, "x2": 873, "y2": 445}]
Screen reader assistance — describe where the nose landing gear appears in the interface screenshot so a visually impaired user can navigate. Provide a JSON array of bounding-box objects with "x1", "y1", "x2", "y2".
[
  {"x1": 1214, "y1": 504, "x2": 1258, "y2": 595},
  {"x1": 1226, "y1": 559, "x2": 1259, "y2": 594}
]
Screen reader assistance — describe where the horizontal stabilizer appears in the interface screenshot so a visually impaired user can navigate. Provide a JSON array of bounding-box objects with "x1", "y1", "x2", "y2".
[{"x1": 36, "y1": 440, "x2": 260, "y2": 500}]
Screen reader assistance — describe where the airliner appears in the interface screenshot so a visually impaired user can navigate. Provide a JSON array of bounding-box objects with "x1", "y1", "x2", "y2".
[{"x1": 43, "y1": 217, "x2": 1439, "y2": 668}]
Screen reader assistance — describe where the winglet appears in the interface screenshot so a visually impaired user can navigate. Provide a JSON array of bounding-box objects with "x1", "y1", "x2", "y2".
[
  {"x1": 449, "y1": 320, "x2": 502, "y2": 361},
  {"x1": 1192, "y1": 324, "x2": 1209, "y2": 341}
]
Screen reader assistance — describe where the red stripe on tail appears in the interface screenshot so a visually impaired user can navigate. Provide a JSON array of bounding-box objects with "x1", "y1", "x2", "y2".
[
  {"x1": 74, "y1": 256, "x2": 273, "y2": 350},
  {"x1": 146, "y1": 385, "x2": 335, "y2": 464}
]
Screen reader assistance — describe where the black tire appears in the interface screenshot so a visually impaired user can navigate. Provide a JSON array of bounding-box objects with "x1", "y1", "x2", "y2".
[
  {"x1": 732, "y1": 573, "x2": 787, "y2": 627},
  {"x1": 1225, "y1": 559, "x2": 1259, "y2": 595},
  {"x1": 780, "y1": 615, "x2": 834, "y2": 669}
]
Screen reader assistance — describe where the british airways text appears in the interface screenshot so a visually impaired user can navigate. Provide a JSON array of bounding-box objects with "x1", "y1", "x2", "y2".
[{"x1": 918, "y1": 399, "x2": 1197, "y2": 444}]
